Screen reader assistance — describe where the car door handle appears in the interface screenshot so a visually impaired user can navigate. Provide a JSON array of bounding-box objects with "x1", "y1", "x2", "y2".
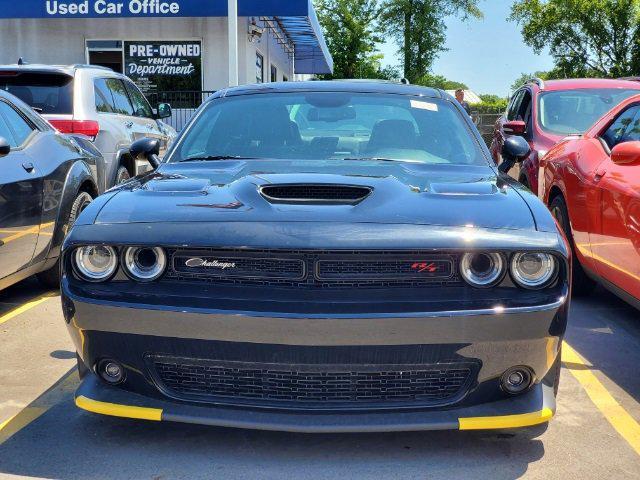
[
  {"x1": 594, "y1": 167, "x2": 607, "y2": 182},
  {"x1": 146, "y1": 123, "x2": 156, "y2": 129},
  {"x1": 22, "y1": 162, "x2": 35, "y2": 173}
]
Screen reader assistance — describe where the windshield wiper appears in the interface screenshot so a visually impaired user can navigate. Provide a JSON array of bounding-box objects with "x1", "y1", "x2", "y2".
[
  {"x1": 181, "y1": 155, "x2": 259, "y2": 162},
  {"x1": 342, "y1": 157, "x2": 419, "y2": 164}
]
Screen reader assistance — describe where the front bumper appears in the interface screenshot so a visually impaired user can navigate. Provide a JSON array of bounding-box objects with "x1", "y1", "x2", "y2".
[
  {"x1": 63, "y1": 280, "x2": 566, "y2": 432},
  {"x1": 75, "y1": 373, "x2": 555, "y2": 433}
]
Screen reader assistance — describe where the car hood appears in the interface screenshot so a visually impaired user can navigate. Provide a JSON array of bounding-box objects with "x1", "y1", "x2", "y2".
[{"x1": 96, "y1": 159, "x2": 535, "y2": 230}]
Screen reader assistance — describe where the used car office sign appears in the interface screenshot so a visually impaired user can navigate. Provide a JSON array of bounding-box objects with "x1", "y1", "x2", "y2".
[{"x1": 0, "y1": 0, "x2": 310, "y2": 18}]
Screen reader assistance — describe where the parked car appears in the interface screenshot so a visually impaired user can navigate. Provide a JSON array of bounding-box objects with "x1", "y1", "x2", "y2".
[
  {"x1": 539, "y1": 93, "x2": 640, "y2": 306},
  {"x1": 0, "y1": 63, "x2": 175, "y2": 189},
  {"x1": 491, "y1": 78, "x2": 640, "y2": 194},
  {"x1": 64, "y1": 81, "x2": 569, "y2": 433},
  {"x1": 0, "y1": 90, "x2": 101, "y2": 290}
]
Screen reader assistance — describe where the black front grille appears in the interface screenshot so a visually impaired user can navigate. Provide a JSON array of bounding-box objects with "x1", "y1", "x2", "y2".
[
  {"x1": 317, "y1": 258, "x2": 453, "y2": 280},
  {"x1": 260, "y1": 184, "x2": 372, "y2": 204},
  {"x1": 165, "y1": 249, "x2": 461, "y2": 289},
  {"x1": 150, "y1": 356, "x2": 475, "y2": 409},
  {"x1": 173, "y1": 253, "x2": 305, "y2": 280}
]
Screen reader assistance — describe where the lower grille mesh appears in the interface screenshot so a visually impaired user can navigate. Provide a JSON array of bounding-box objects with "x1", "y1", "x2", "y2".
[{"x1": 151, "y1": 357, "x2": 474, "y2": 407}]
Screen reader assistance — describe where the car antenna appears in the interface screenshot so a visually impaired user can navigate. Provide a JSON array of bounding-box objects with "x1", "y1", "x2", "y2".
[
  {"x1": 400, "y1": 78, "x2": 410, "y2": 85},
  {"x1": 18, "y1": 57, "x2": 27, "y2": 66}
]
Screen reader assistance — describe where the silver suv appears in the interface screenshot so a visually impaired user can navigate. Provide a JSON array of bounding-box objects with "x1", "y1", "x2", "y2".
[{"x1": 0, "y1": 64, "x2": 177, "y2": 189}]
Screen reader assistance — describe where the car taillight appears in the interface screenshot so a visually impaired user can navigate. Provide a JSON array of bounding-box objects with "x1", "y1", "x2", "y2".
[{"x1": 49, "y1": 120, "x2": 100, "y2": 140}]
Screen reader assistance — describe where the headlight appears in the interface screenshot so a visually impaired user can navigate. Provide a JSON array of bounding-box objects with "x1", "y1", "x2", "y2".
[
  {"x1": 510, "y1": 252, "x2": 557, "y2": 289},
  {"x1": 122, "y1": 247, "x2": 167, "y2": 282},
  {"x1": 74, "y1": 245, "x2": 118, "y2": 282},
  {"x1": 460, "y1": 252, "x2": 505, "y2": 288}
]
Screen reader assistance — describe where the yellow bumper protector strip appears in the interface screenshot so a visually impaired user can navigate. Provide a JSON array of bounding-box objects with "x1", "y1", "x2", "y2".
[
  {"x1": 75, "y1": 395, "x2": 162, "y2": 421},
  {"x1": 458, "y1": 407, "x2": 553, "y2": 430}
]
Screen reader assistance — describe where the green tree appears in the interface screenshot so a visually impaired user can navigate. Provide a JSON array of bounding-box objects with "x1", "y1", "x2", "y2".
[
  {"x1": 477, "y1": 93, "x2": 509, "y2": 113},
  {"x1": 510, "y1": 0, "x2": 640, "y2": 78},
  {"x1": 316, "y1": 0, "x2": 394, "y2": 79},
  {"x1": 380, "y1": 0, "x2": 482, "y2": 83},
  {"x1": 510, "y1": 71, "x2": 551, "y2": 92},
  {"x1": 414, "y1": 73, "x2": 467, "y2": 89}
]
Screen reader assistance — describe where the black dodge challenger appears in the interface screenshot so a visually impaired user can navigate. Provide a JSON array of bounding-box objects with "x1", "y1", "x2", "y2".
[{"x1": 62, "y1": 81, "x2": 569, "y2": 432}]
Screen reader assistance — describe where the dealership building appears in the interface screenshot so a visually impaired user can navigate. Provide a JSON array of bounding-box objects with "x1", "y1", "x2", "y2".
[{"x1": 0, "y1": 0, "x2": 333, "y2": 96}]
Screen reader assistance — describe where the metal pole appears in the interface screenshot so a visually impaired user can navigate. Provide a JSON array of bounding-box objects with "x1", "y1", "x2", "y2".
[{"x1": 228, "y1": 0, "x2": 239, "y2": 86}]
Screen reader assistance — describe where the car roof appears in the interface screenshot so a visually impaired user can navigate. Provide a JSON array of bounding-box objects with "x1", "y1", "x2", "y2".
[
  {"x1": 215, "y1": 80, "x2": 443, "y2": 99},
  {"x1": 537, "y1": 78, "x2": 640, "y2": 91},
  {"x1": 0, "y1": 64, "x2": 114, "y2": 77}
]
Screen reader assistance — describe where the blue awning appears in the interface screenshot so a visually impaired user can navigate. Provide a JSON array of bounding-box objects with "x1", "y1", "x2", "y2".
[{"x1": 275, "y1": 2, "x2": 333, "y2": 75}]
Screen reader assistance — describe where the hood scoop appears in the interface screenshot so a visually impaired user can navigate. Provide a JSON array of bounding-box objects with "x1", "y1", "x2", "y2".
[{"x1": 260, "y1": 184, "x2": 373, "y2": 205}]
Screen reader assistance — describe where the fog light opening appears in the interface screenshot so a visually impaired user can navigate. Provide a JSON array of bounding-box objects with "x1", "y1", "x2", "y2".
[
  {"x1": 501, "y1": 367, "x2": 533, "y2": 395},
  {"x1": 97, "y1": 360, "x2": 125, "y2": 385}
]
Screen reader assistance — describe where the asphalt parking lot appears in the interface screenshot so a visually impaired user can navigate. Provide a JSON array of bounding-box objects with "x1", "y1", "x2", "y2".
[{"x1": 1, "y1": 278, "x2": 639, "y2": 480}]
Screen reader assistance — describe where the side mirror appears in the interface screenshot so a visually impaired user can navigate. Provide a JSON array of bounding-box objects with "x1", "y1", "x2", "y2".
[
  {"x1": 130, "y1": 137, "x2": 161, "y2": 169},
  {"x1": 611, "y1": 141, "x2": 640, "y2": 166},
  {"x1": 504, "y1": 120, "x2": 526, "y2": 136},
  {"x1": 0, "y1": 137, "x2": 10, "y2": 158},
  {"x1": 156, "y1": 103, "x2": 172, "y2": 119},
  {"x1": 499, "y1": 136, "x2": 531, "y2": 174}
]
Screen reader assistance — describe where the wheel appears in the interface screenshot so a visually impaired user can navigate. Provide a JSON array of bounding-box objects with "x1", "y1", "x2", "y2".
[
  {"x1": 115, "y1": 165, "x2": 131, "y2": 184},
  {"x1": 37, "y1": 191, "x2": 94, "y2": 289},
  {"x1": 549, "y1": 195, "x2": 596, "y2": 296}
]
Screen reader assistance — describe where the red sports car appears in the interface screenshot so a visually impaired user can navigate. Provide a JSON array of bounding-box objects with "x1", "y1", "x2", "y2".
[
  {"x1": 539, "y1": 93, "x2": 640, "y2": 306},
  {"x1": 492, "y1": 78, "x2": 640, "y2": 195}
]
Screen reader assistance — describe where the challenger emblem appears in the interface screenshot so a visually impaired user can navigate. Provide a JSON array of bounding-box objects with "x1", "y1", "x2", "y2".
[
  {"x1": 185, "y1": 258, "x2": 237, "y2": 269},
  {"x1": 411, "y1": 262, "x2": 438, "y2": 273}
]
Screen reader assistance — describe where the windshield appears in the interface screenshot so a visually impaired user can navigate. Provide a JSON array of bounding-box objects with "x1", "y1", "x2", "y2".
[
  {"x1": 171, "y1": 92, "x2": 487, "y2": 165},
  {"x1": 538, "y1": 88, "x2": 639, "y2": 135},
  {"x1": 0, "y1": 73, "x2": 74, "y2": 115}
]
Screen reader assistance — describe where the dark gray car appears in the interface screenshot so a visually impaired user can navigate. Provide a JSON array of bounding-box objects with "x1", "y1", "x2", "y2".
[
  {"x1": 63, "y1": 81, "x2": 569, "y2": 433},
  {"x1": 0, "y1": 90, "x2": 101, "y2": 290}
]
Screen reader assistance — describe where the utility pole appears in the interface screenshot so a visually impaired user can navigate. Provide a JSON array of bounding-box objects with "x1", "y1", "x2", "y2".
[{"x1": 228, "y1": 0, "x2": 239, "y2": 86}]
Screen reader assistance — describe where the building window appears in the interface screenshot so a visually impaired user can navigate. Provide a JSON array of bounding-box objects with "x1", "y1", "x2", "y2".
[
  {"x1": 270, "y1": 64, "x2": 277, "y2": 82},
  {"x1": 256, "y1": 53, "x2": 264, "y2": 83}
]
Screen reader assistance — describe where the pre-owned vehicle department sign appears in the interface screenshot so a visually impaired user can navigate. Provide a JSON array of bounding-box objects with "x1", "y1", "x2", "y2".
[
  {"x1": 0, "y1": 0, "x2": 309, "y2": 18},
  {"x1": 124, "y1": 41, "x2": 202, "y2": 95}
]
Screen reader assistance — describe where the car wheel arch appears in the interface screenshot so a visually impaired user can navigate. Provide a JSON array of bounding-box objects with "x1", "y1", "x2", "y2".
[
  {"x1": 45, "y1": 160, "x2": 98, "y2": 263},
  {"x1": 112, "y1": 149, "x2": 135, "y2": 185}
]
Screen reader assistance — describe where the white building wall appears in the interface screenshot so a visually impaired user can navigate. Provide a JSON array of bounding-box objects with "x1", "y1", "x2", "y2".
[{"x1": 0, "y1": 16, "x2": 295, "y2": 90}]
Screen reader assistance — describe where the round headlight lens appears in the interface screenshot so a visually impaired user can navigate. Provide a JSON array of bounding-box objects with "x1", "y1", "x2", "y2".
[
  {"x1": 74, "y1": 245, "x2": 118, "y2": 282},
  {"x1": 511, "y1": 252, "x2": 557, "y2": 289},
  {"x1": 460, "y1": 252, "x2": 505, "y2": 288},
  {"x1": 123, "y1": 247, "x2": 166, "y2": 282}
]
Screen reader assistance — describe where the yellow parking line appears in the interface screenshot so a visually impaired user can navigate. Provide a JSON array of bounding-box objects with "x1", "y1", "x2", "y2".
[
  {"x1": 0, "y1": 368, "x2": 77, "y2": 445},
  {"x1": 563, "y1": 342, "x2": 640, "y2": 456},
  {"x1": 0, "y1": 293, "x2": 57, "y2": 327}
]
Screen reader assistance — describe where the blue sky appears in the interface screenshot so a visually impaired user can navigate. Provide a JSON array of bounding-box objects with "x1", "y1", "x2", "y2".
[{"x1": 378, "y1": 1, "x2": 554, "y2": 96}]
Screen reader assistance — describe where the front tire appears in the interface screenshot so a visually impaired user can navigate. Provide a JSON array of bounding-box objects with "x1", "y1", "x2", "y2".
[
  {"x1": 549, "y1": 195, "x2": 596, "y2": 296},
  {"x1": 115, "y1": 165, "x2": 131, "y2": 185},
  {"x1": 37, "y1": 191, "x2": 94, "y2": 289}
]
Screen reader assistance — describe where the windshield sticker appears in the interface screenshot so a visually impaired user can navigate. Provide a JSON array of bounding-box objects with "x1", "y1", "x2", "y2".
[{"x1": 411, "y1": 100, "x2": 438, "y2": 111}]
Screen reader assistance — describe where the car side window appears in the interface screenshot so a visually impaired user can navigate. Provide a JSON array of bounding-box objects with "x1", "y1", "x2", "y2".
[
  {"x1": 0, "y1": 106, "x2": 17, "y2": 147},
  {"x1": 506, "y1": 90, "x2": 524, "y2": 121},
  {"x1": 94, "y1": 78, "x2": 115, "y2": 113},
  {"x1": 0, "y1": 101, "x2": 35, "y2": 147},
  {"x1": 602, "y1": 105, "x2": 640, "y2": 150},
  {"x1": 105, "y1": 79, "x2": 134, "y2": 116},
  {"x1": 124, "y1": 81, "x2": 153, "y2": 118}
]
